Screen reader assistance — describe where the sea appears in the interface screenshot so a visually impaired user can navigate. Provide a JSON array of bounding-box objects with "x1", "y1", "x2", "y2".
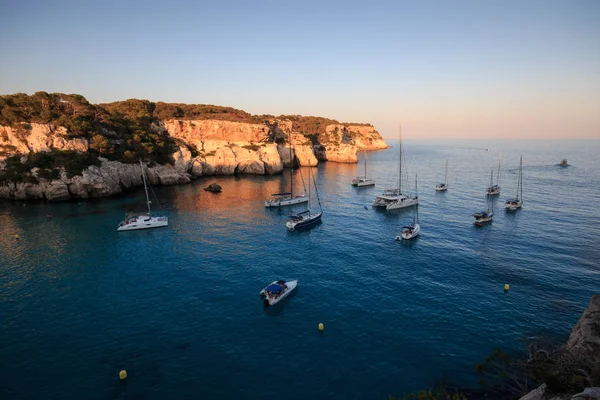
[{"x1": 1, "y1": 139, "x2": 599, "y2": 399}]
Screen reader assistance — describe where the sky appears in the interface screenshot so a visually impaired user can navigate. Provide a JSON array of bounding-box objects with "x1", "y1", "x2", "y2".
[{"x1": 0, "y1": 0, "x2": 599, "y2": 139}]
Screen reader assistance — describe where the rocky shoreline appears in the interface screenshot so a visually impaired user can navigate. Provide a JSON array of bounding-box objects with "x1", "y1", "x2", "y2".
[
  {"x1": 0, "y1": 119, "x2": 388, "y2": 201},
  {"x1": 518, "y1": 294, "x2": 600, "y2": 400}
]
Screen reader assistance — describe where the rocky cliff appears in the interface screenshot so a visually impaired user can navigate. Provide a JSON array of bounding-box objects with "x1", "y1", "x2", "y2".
[
  {"x1": 518, "y1": 294, "x2": 600, "y2": 400},
  {"x1": 0, "y1": 94, "x2": 387, "y2": 201}
]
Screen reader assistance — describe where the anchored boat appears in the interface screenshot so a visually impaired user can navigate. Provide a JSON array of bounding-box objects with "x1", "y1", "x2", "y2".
[
  {"x1": 117, "y1": 161, "x2": 168, "y2": 231},
  {"x1": 259, "y1": 280, "x2": 298, "y2": 307}
]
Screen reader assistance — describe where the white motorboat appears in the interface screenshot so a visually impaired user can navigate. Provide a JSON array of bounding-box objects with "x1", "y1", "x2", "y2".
[
  {"x1": 474, "y1": 170, "x2": 495, "y2": 226},
  {"x1": 435, "y1": 160, "x2": 448, "y2": 191},
  {"x1": 396, "y1": 175, "x2": 420, "y2": 240},
  {"x1": 373, "y1": 125, "x2": 418, "y2": 210},
  {"x1": 486, "y1": 154, "x2": 502, "y2": 196},
  {"x1": 117, "y1": 161, "x2": 168, "y2": 231},
  {"x1": 265, "y1": 132, "x2": 308, "y2": 208},
  {"x1": 505, "y1": 155, "x2": 523, "y2": 211},
  {"x1": 286, "y1": 164, "x2": 323, "y2": 231},
  {"x1": 259, "y1": 280, "x2": 298, "y2": 307},
  {"x1": 351, "y1": 151, "x2": 375, "y2": 187}
]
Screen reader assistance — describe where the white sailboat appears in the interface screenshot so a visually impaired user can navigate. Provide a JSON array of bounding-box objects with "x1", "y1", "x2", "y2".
[
  {"x1": 396, "y1": 175, "x2": 420, "y2": 240},
  {"x1": 372, "y1": 125, "x2": 418, "y2": 210},
  {"x1": 351, "y1": 151, "x2": 375, "y2": 187},
  {"x1": 486, "y1": 153, "x2": 502, "y2": 195},
  {"x1": 474, "y1": 170, "x2": 495, "y2": 226},
  {"x1": 286, "y1": 164, "x2": 322, "y2": 231},
  {"x1": 505, "y1": 155, "x2": 523, "y2": 211},
  {"x1": 435, "y1": 160, "x2": 448, "y2": 191},
  {"x1": 265, "y1": 133, "x2": 308, "y2": 207},
  {"x1": 117, "y1": 161, "x2": 168, "y2": 231}
]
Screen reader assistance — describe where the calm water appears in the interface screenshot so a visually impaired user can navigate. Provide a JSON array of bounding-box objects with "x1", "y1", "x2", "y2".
[{"x1": 1, "y1": 139, "x2": 599, "y2": 399}]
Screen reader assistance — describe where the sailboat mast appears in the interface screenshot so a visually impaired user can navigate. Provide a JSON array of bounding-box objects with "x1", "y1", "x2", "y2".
[
  {"x1": 488, "y1": 169, "x2": 493, "y2": 212},
  {"x1": 308, "y1": 163, "x2": 311, "y2": 211},
  {"x1": 289, "y1": 132, "x2": 293, "y2": 197},
  {"x1": 399, "y1": 125, "x2": 402, "y2": 193},
  {"x1": 364, "y1": 151, "x2": 367, "y2": 178},
  {"x1": 519, "y1": 155, "x2": 523, "y2": 202},
  {"x1": 445, "y1": 160, "x2": 448, "y2": 185},
  {"x1": 415, "y1": 174, "x2": 419, "y2": 223},
  {"x1": 140, "y1": 160, "x2": 152, "y2": 216},
  {"x1": 496, "y1": 153, "x2": 502, "y2": 185}
]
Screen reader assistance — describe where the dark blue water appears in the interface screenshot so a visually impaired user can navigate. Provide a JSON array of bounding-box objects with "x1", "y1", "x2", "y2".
[{"x1": 1, "y1": 140, "x2": 599, "y2": 399}]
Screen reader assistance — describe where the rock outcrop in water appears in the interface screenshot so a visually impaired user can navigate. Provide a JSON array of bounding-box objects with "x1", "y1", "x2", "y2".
[{"x1": 0, "y1": 92, "x2": 388, "y2": 201}]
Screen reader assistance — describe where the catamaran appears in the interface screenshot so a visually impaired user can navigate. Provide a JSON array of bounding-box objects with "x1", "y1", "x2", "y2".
[
  {"x1": 286, "y1": 164, "x2": 322, "y2": 231},
  {"x1": 265, "y1": 133, "x2": 308, "y2": 207},
  {"x1": 372, "y1": 125, "x2": 418, "y2": 210},
  {"x1": 396, "y1": 175, "x2": 421, "y2": 240},
  {"x1": 351, "y1": 151, "x2": 375, "y2": 187},
  {"x1": 435, "y1": 160, "x2": 448, "y2": 191},
  {"x1": 505, "y1": 155, "x2": 523, "y2": 211},
  {"x1": 474, "y1": 170, "x2": 495, "y2": 226},
  {"x1": 117, "y1": 161, "x2": 168, "y2": 231}
]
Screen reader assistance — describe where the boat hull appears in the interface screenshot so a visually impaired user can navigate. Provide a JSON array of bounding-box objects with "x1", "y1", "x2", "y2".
[
  {"x1": 505, "y1": 199, "x2": 522, "y2": 211},
  {"x1": 474, "y1": 216, "x2": 493, "y2": 226},
  {"x1": 435, "y1": 184, "x2": 447, "y2": 191},
  {"x1": 117, "y1": 216, "x2": 168, "y2": 231},
  {"x1": 352, "y1": 178, "x2": 375, "y2": 187},
  {"x1": 396, "y1": 223, "x2": 420, "y2": 240},
  {"x1": 265, "y1": 196, "x2": 308, "y2": 208},
  {"x1": 386, "y1": 197, "x2": 418, "y2": 210},
  {"x1": 486, "y1": 185, "x2": 501, "y2": 196},
  {"x1": 286, "y1": 212, "x2": 322, "y2": 231},
  {"x1": 259, "y1": 280, "x2": 298, "y2": 306}
]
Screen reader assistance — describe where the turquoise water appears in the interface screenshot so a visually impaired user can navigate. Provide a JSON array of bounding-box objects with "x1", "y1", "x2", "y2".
[{"x1": 1, "y1": 139, "x2": 599, "y2": 399}]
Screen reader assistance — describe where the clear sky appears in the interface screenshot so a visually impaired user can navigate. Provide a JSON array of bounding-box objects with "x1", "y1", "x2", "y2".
[{"x1": 1, "y1": 0, "x2": 599, "y2": 139}]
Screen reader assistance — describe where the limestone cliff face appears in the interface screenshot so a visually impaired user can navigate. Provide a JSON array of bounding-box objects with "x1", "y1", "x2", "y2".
[
  {"x1": 325, "y1": 124, "x2": 388, "y2": 151},
  {"x1": 565, "y1": 294, "x2": 600, "y2": 363},
  {"x1": 0, "y1": 123, "x2": 89, "y2": 154},
  {"x1": 162, "y1": 119, "x2": 269, "y2": 142},
  {"x1": 0, "y1": 118, "x2": 387, "y2": 200},
  {"x1": 0, "y1": 158, "x2": 191, "y2": 201}
]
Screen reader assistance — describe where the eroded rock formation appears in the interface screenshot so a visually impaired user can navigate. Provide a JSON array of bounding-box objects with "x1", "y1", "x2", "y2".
[{"x1": 0, "y1": 117, "x2": 387, "y2": 200}]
